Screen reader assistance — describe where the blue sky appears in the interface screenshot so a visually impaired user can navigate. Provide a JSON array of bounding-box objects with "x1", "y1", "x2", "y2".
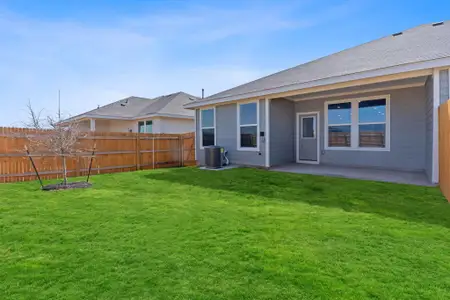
[{"x1": 0, "y1": 0, "x2": 448, "y2": 126}]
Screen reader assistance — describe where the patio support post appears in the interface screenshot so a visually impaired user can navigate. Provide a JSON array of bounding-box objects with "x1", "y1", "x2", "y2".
[
  {"x1": 432, "y1": 69, "x2": 440, "y2": 184},
  {"x1": 90, "y1": 118, "x2": 96, "y2": 132}
]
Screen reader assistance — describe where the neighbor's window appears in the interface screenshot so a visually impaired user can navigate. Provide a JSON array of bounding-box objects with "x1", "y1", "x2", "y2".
[
  {"x1": 146, "y1": 120, "x2": 153, "y2": 133},
  {"x1": 238, "y1": 102, "x2": 258, "y2": 149},
  {"x1": 327, "y1": 102, "x2": 351, "y2": 147},
  {"x1": 138, "y1": 121, "x2": 145, "y2": 133},
  {"x1": 201, "y1": 108, "x2": 215, "y2": 147},
  {"x1": 138, "y1": 120, "x2": 153, "y2": 133},
  {"x1": 325, "y1": 96, "x2": 389, "y2": 150},
  {"x1": 358, "y1": 99, "x2": 386, "y2": 148}
]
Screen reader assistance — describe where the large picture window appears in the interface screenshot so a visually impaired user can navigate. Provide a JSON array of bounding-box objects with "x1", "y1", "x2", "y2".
[
  {"x1": 200, "y1": 108, "x2": 215, "y2": 148},
  {"x1": 238, "y1": 102, "x2": 259, "y2": 150},
  {"x1": 325, "y1": 96, "x2": 390, "y2": 151}
]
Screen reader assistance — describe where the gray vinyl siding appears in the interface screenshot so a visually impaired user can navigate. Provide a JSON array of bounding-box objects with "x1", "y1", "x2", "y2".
[
  {"x1": 196, "y1": 100, "x2": 267, "y2": 167},
  {"x1": 294, "y1": 86, "x2": 426, "y2": 171},
  {"x1": 269, "y1": 99, "x2": 295, "y2": 166},
  {"x1": 195, "y1": 109, "x2": 205, "y2": 165},
  {"x1": 425, "y1": 76, "x2": 434, "y2": 181},
  {"x1": 440, "y1": 69, "x2": 449, "y2": 104}
]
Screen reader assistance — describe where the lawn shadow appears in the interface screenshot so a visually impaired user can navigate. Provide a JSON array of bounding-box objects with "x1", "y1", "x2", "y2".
[{"x1": 143, "y1": 167, "x2": 450, "y2": 229}]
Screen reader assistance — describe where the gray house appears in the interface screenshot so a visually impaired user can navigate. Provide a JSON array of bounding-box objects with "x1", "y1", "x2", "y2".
[{"x1": 185, "y1": 21, "x2": 450, "y2": 184}]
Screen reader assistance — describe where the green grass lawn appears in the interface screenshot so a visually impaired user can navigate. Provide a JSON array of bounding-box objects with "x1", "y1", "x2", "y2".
[{"x1": 1, "y1": 167, "x2": 450, "y2": 299}]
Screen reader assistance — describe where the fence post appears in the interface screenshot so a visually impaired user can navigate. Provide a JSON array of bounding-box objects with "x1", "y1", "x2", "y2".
[
  {"x1": 76, "y1": 156, "x2": 81, "y2": 177},
  {"x1": 136, "y1": 132, "x2": 141, "y2": 171}
]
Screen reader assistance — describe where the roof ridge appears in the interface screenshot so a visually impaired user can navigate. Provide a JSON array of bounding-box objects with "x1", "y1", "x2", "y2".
[
  {"x1": 153, "y1": 93, "x2": 182, "y2": 113},
  {"x1": 136, "y1": 95, "x2": 166, "y2": 116}
]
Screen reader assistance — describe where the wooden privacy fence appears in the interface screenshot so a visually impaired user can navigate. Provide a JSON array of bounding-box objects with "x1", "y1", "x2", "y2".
[
  {"x1": 439, "y1": 100, "x2": 450, "y2": 200},
  {"x1": 0, "y1": 127, "x2": 196, "y2": 183}
]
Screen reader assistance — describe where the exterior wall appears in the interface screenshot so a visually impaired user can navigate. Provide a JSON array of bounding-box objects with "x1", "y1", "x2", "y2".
[
  {"x1": 196, "y1": 99, "x2": 267, "y2": 167},
  {"x1": 269, "y1": 99, "x2": 295, "y2": 166},
  {"x1": 85, "y1": 117, "x2": 193, "y2": 134},
  {"x1": 78, "y1": 120, "x2": 90, "y2": 132},
  {"x1": 108, "y1": 120, "x2": 137, "y2": 132},
  {"x1": 158, "y1": 118, "x2": 194, "y2": 134},
  {"x1": 440, "y1": 69, "x2": 449, "y2": 104},
  {"x1": 425, "y1": 76, "x2": 434, "y2": 181},
  {"x1": 294, "y1": 86, "x2": 427, "y2": 171},
  {"x1": 95, "y1": 119, "x2": 111, "y2": 132}
]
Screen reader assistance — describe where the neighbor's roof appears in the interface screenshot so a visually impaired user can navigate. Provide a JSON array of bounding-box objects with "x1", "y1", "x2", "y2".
[
  {"x1": 186, "y1": 20, "x2": 450, "y2": 108},
  {"x1": 69, "y1": 92, "x2": 197, "y2": 121}
]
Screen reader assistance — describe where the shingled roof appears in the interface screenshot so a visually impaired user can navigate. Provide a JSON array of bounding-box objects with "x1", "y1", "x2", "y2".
[
  {"x1": 186, "y1": 20, "x2": 450, "y2": 108},
  {"x1": 69, "y1": 92, "x2": 197, "y2": 120}
]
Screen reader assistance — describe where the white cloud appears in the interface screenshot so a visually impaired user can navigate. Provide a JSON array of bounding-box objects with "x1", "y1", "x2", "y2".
[{"x1": 0, "y1": 1, "x2": 363, "y2": 126}]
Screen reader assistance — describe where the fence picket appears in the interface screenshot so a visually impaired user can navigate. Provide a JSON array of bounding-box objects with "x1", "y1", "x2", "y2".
[{"x1": 0, "y1": 127, "x2": 196, "y2": 183}]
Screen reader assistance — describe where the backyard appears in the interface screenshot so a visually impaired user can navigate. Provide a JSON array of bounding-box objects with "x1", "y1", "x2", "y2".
[{"x1": 1, "y1": 167, "x2": 450, "y2": 299}]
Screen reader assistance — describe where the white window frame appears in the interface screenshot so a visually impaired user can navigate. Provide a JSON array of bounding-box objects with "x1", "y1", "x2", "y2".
[
  {"x1": 324, "y1": 94, "x2": 390, "y2": 151},
  {"x1": 237, "y1": 100, "x2": 260, "y2": 151},
  {"x1": 138, "y1": 120, "x2": 153, "y2": 133},
  {"x1": 199, "y1": 107, "x2": 216, "y2": 149}
]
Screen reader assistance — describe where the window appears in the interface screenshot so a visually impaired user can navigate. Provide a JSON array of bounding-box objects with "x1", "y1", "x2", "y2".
[
  {"x1": 302, "y1": 117, "x2": 315, "y2": 138},
  {"x1": 358, "y1": 99, "x2": 386, "y2": 148},
  {"x1": 200, "y1": 108, "x2": 215, "y2": 148},
  {"x1": 238, "y1": 102, "x2": 259, "y2": 150},
  {"x1": 138, "y1": 121, "x2": 145, "y2": 133},
  {"x1": 325, "y1": 96, "x2": 390, "y2": 150},
  {"x1": 327, "y1": 102, "x2": 351, "y2": 147},
  {"x1": 138, "y1": 120, "x2": 152, "y2": 133}
]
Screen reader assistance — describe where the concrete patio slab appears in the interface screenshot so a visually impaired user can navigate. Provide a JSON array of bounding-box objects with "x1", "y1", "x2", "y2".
[
  {"x1": 198, "y1": 165, "x2": 240, "y2": 171},
  {"x1": 270, "y1": 163, "x2": 433, "y2": 186}
]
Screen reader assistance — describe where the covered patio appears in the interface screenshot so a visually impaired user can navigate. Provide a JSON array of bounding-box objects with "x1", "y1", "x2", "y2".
[{"x1": 270, "y1": 163, "x2": 432, "y2": 186}]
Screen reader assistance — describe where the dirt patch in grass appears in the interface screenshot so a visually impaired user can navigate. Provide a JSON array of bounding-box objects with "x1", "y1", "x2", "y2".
[{"x1": 42, "y1": 181, "x2": 92, "y2": 191}]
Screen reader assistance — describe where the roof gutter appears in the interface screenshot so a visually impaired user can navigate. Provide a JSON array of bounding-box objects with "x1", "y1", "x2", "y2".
[{"x1": 184, "y1": 56, "x2": 450, "y2": 109}]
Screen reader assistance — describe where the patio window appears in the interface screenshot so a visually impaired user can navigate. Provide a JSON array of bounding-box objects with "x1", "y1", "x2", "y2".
[
  {"x1": 325, "y1": 95, "x2": 390, "y2": 151},
  {"x1": 358, "y1": 99, "x2": 386, "y2": 148},
  {"x1": 200, "y1": 108, "x2": 215, "y2": 148},
  {"x1": 238, "y1": 101, "x2": 259, "y2": 150},
  {"x1": 138, "y1": 120, "x2": 153, "y2": 133},
  {"x1": 327, "y1": 102, "x2": 351, "y2": 147}
]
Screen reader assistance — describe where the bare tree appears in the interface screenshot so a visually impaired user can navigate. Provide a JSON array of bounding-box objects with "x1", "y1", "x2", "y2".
[{"x1": 24, "y1": 101, "x2": 87, "y2": 185}]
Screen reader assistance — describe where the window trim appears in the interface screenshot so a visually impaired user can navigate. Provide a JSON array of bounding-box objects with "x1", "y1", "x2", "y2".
[
  {"x1": 237, "y1": 100, "x2": 260, "y2": 151},
  {"x1": 138, "y1": 120, "x2": 153, "y2": 133},
  {"x1": 199, "y1": 107, "x2": 216, "y2": 150},
  {"x1": 324, "y1": 95, "x2": 391, "y2": 151}
]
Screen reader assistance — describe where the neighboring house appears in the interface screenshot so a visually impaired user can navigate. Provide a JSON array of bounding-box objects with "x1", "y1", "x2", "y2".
[
  {"x1": 68, "y1": 92, "x2": 197, "y2": 134},
  {"x1": 185, "y1": 21, "x2": 450, "y2": 184}
]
